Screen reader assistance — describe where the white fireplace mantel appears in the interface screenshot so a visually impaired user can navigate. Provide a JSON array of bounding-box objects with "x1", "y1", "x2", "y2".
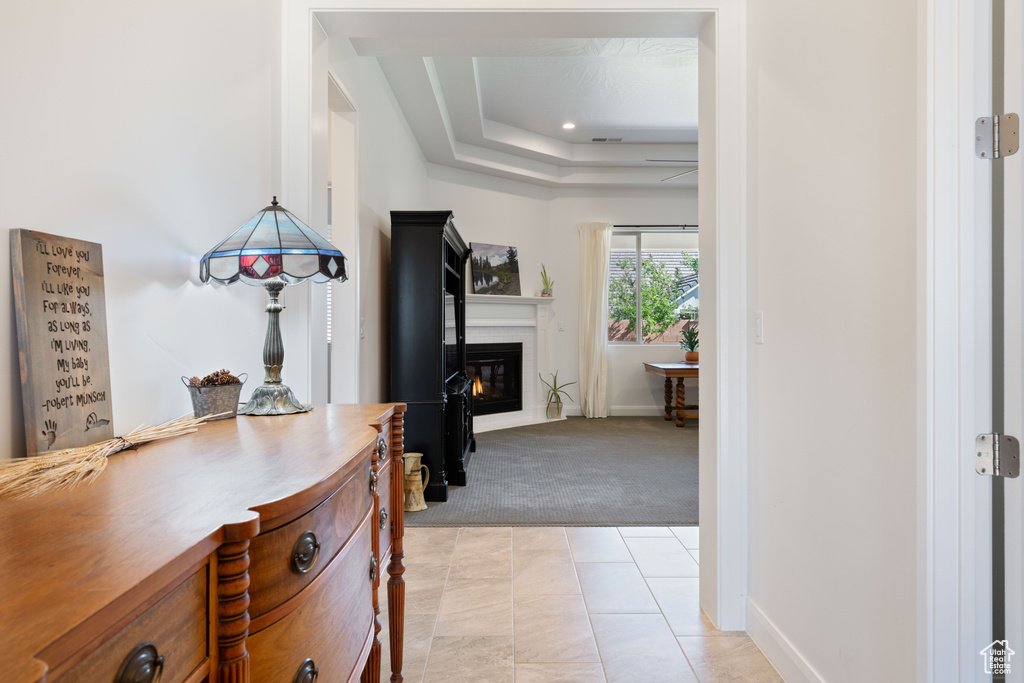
[
  {"x1": 465, "y1": 294, "x2": 554, "y2": 327},
  {"x1": 464, "y1": 294, "x2": 556, "y2": 431}
]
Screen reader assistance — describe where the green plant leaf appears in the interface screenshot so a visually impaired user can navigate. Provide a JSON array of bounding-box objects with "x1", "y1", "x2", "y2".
[{"x1": 539, "y1": 371, "x2": 576, "y2": 404}]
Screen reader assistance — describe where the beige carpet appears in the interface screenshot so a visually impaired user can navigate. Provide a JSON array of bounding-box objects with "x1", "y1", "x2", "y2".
[{"x1": 404, "y1": 416, "x2": 698, "y2": 527}]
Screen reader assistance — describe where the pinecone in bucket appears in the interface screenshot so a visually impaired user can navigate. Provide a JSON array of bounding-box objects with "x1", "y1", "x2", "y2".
[{"x1": 187, "y1": 369, "x2": 242, "y2": 387}]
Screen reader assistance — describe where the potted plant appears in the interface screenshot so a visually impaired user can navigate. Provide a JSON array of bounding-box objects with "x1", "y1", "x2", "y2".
[
  {"x1": 540, "y1": 371, "x2": 576, "y2": 419},
  {"x1": 681, "y1": 324, "x2": 699, "y2": 362},
  {"x1": 182, "y1": 369, "x2": 247, "y2": 420},
  {"x1": 540, "y1": 263, "x2": 554, "y2": 297}
]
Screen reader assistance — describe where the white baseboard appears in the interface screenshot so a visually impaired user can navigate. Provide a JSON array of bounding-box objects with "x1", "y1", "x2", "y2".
[
  {"x1": 746, "y1": 599, "x2": 825, "y2": 683},
  {"x1": 527, "y1": 405, "x2": 664, "y2": 418},
  {"x1": 472, "y1": 404, "x2": 666, "y2": 430},
  {"x1": 473, "y1": 406, "x2": 561, "y2": 433}
]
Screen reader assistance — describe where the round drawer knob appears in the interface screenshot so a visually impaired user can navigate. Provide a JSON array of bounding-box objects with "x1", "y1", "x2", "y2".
[
  {"x1": 378, "y1": 438, "x2": 388, "y2": 459},
  {"x1": 379, "y1": 508, "x2": 389, "y2": 530},
  {"x1": 369, "y1": 470, "x2": 378, "y2": 494},
  {"x1": 369, "y1": 554, "x2": 378, "y2": 582},
  {"x1": 115, "y1": 642, "x2": 164, "y2": 683},
  {"x1": 292, "y1": 658, "x2": 319, "y2": 683},
  {"x1": 291, "y1": 531, "x2": 321, "y2": 575}
]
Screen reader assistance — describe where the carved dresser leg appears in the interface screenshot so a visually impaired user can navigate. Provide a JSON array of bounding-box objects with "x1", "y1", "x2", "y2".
[
  {"x1": 362, "y1": 431, "x2": 384, "y2": 683},
  {"x1": 387, "y1": 545, "x2": 405, "y2": 683},
  {"x1": 217, "y1": 539, "x2": 252, "y2": 683},
  {"x1": 388, "y1": 409, "x2": 406, "y2": 683}
]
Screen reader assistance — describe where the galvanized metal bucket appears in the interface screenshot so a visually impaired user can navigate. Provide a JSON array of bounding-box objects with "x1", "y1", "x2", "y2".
[{"x1": 181, "y1": 374, "x2": 247, "y2": 420}]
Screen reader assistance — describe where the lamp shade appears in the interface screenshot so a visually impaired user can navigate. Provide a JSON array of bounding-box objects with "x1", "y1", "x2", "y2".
[{"x1": 199, "y1": 197, "x2": 347, "y2": 286}]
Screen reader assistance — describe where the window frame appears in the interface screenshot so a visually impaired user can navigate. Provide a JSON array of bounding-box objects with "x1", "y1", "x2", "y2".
[{"x1": 607, "y1": 226, "x2": 699, "y2": 346}]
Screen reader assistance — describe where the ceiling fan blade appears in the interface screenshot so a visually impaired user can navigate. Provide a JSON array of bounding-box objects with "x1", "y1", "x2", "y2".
[{"x1": 661, "y1": 168, "x2": 699, "y2": 182}]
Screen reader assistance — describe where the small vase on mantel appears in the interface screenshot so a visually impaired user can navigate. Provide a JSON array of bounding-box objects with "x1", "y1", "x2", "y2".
[{"x1": 540, "y1": 264, "x2": 554, "y2": 298}]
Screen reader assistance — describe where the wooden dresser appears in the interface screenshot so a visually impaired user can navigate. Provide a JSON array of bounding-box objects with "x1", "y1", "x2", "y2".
[{"x1": 0, "y1": 403, "x2": 407, "y2": 683}]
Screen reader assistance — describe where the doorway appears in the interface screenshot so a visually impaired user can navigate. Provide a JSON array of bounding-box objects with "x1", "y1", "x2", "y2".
[{"x1": 285, "y1": 3, "x2": 749, "y2": 636}]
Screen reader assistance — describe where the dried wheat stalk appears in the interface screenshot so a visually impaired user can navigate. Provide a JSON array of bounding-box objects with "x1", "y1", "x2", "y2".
[{"x1": 0, "y1": 413, "x2": 229, "y2": 500}]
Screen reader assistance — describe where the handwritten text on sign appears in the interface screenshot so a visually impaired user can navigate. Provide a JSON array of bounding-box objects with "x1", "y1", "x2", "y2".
[{"x1": 11, "y1": 230, "x2": 113, "y2": 456}]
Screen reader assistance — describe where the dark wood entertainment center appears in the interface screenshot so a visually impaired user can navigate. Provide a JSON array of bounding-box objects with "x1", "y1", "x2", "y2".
[{"x1": 389, "y1": 211, "x2": 475, "y2": 502}]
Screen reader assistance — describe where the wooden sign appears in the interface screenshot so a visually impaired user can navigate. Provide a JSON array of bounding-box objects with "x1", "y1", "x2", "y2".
[{"x1": 11, "y1": 230, "x2": 114, "y2": 456}]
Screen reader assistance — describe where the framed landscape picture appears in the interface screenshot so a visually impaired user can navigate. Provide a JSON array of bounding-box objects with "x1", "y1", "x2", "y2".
[{"x1": 470, "y1": 243, "x2": 521, "y2": 295}]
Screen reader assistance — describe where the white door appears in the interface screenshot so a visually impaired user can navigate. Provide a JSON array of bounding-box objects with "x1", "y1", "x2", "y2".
[
  {"x1": 927, "y1": 1, "x2": 1022, "y2": 679},
  {"x1": 1000, "y1": 2, "x2": 1023, "y2": 679},
  {"x1": 979, "y1": 1, "x2": 1024, "y2": 680}
]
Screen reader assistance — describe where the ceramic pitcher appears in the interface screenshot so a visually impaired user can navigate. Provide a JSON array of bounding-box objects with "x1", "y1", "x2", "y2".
[{"x1": 403, "y1": 452, "x2": 430, "y2": 512}]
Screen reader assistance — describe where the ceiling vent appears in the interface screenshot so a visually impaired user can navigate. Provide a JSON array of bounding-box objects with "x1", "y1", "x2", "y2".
[{"x1": 591, "y1": 137, "x2": 623, "y2": 143}]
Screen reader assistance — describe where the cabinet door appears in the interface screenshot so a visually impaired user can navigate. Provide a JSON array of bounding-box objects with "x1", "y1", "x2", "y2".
[
  {"x1": 444, "y1": 388, "x2": 470, "y2": 487},
  {"x1": 390, "y1": 224, "x2": 445, "y2": 402},
  {"x1": 402, "y1": 403, "x2": 449, "y2": 502}
]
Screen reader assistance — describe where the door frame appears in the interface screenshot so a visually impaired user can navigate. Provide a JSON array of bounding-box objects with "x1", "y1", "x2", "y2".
[
  {"x1": 280, "y1": 0, "x2": 751, "y2": 632},
  {"x1": 277, "y1": 0, "x2": 1014, "y2": 676},
  {"x1": 921, "y1": 0, "x2": 997, "y2": 679}
]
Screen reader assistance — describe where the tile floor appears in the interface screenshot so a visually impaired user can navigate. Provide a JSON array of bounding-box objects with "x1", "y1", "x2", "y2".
[{"x1": 377, "y1": 526, "x2": 782, "y2": 683}]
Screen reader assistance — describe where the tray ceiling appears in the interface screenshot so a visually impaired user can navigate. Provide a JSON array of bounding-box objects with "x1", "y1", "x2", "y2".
[{"x1": 318, "y1": 12, "x2": 709, "y2": 189}]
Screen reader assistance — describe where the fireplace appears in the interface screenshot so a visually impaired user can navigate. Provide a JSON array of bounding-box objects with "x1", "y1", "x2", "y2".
[{"x1": 467, "y1": 342, "x2": 522, "y2": 415}]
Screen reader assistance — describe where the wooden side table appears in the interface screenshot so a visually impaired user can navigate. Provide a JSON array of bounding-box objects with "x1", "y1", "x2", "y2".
[{"x1": 643, "y1": 362, "x2": 699, "y2": 427}]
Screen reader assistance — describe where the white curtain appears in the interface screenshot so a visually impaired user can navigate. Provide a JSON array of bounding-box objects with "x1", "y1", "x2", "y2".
[{"x1": 577, "y1": 222, "x2": 612, "y2": 418}]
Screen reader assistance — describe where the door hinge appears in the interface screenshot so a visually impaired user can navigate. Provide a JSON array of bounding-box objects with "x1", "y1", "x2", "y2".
[
  {"x1": 976, "y1": 433, "x2": 1021, "y2": 478},
  {"x1": 976, "y1": 113, "x2": 1020, "y2": 159}
]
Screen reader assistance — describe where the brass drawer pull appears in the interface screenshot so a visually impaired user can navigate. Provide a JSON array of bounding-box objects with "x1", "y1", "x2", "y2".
[
  {"x1": 377, "y1": 438, "x2": 388, "y2": 460},
  {"x1": 115, "y1": 642, "x2": 164, "y2": 683},
  {"x1": 369, "y1": 469, "x2": 378, "y2": 494},
  {"x1": 369, "y1": 554, "x2": 378, "y2": 582},
  {"x1": 379, "y1": 507, "x2": 388, "y2": 530},
  {"x1": 293, "y1": 658, "x2": 319, "y2": 683},
  {"x1": 291, "y1": 531, "x2": 321, "y2": 575}
]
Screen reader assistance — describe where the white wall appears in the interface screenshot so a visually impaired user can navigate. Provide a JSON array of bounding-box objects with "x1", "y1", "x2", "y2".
[
  {"x1": 424, "y1": 165, "x2": 697, "y2": 417},
  {"x1": 2, "y1": 3, "x2": 928, "y2": 679},
  {"x1": 1, "y1": 0, "x2": 280, "y2": 461},
  {"x1": 355, "y1": 59, "x2": 431, "y2": 402},
  {"x1": 325, "y1": 39, "x2": 431, "y2": 403},
  {"x1": 745, "y1": 1, "x2": 919, "y2": 681}
]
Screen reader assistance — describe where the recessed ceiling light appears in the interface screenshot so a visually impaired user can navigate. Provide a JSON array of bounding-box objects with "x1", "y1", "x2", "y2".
[{"x1": 562, "y1": 122, "x2": 576, "y2": 129}]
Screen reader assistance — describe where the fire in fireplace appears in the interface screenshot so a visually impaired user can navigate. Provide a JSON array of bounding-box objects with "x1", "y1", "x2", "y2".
[{"x1": 466, "y1": 342, "x2": 522, "y2": 415}]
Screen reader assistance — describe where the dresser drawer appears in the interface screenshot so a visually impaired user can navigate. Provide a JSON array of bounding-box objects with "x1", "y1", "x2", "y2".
[
  {"x1": 377, "y1": 458, "x2": 394, "y2": 559},
  {"x1": 377, "y1": 419, "x2": 392, "y2": 464},
  {"x1": 58, "y1": 567, "x2": 208, "y2": 683},
  {"x1": 376, "y1": 419, "x2": 394, "y2": 559},
  {"x1": 248, "y1": 451, "x2": 374, "y2": 618},
  {"x1": 247, "y1": 517, "x2": 374, "y2": 683}
]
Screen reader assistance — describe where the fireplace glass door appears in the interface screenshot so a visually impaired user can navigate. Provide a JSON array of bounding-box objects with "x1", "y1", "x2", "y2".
[{"x1": 466, "y1": 342, "x2": 522, "y2": 415}]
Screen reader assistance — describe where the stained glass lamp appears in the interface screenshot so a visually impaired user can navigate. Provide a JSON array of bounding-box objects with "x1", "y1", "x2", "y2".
[{"x1": 200, "y1": 197, "x2": 347, "y2": 415}]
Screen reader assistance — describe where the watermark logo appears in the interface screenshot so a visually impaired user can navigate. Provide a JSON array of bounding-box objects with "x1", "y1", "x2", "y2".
[{"x1": 980, "y1": 640, "x2": 1015, "y2": 676}]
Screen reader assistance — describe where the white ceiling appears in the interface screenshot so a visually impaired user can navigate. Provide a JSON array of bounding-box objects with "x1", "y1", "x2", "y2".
[{"x1": 316, "y1": 11, "x2": 710, "y2": 190}]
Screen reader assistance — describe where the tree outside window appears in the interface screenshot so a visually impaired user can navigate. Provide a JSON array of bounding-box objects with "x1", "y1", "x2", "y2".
[{"x1": 607, "y1": 231, "x2": 698, "y2": 344}]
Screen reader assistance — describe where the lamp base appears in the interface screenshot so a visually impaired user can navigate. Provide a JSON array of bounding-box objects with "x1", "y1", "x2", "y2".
[{"x1": 238, "y1": 383, "x2": 312, "y2": 416}]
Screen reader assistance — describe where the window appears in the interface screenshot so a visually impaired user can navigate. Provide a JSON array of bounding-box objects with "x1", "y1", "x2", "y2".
[{"x1": 607, "y1": 230, "x2": 698, "y2": 344}]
